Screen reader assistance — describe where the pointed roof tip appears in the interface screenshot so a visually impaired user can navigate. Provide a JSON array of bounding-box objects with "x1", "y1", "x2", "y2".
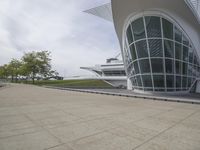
[{"x1": 84, "y1": 3, "x2": 113, "y2": 22}]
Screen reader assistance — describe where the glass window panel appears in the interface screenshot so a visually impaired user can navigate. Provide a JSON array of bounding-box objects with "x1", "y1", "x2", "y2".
[
  {"x1": 188, "y1": 78, "x2": 192, "y2": 88},
  {"x1": 167, "y1": 89, "x2": 175, "y2": 92},
  {"x1": 136, "y1": 75, "x2": 142, "y2": 86},
  {"x1": 127, "y1": 62, "x2": 134, "y2": 75},
  {"x1": 162, "y1": 18, "x2": 173, "y2": 39},
  {"x1": 154, "y1": 89, "x2": 165, "y2": 92},
  {"x1": 151, "y1": 58, "x2": 164, "y2": 73},
  {"x1": 197, "y1": 60, "x2": 200, "y2": 67},
  {"x1": 129, "y1": 44, "x2": 137, "y2": 61},
  {"x1": 148, "y1": 39, "x2": 163, "y2": 57},
  {"x1": 165, "y1": 59, "x2": 174, "y2": 74},
  {"x1": 166, "y1": 75, "x2": 174, "y2": 88},
  {"x1": 131, "y1": 18, "x2": 146, "y2": 41},
  {"x1": 133, "y1": 61, "x2": 140, "y2": 74},
  {"x1": 183, "y1": 35, "x2": 189, "y2": 46},
  {"x1": 164, "y1": 40, "x2": 174, "y2": 58},
  {"x1": 144, "y1": 88, "x2": 153, "y2": 91},
  {"x1": 194, "y1": 55, "x2": 197, "y2": 65},
  {"x1": 142, "y1": 75, "x2": 152, "y2": 87},
  {"x1": 182, "y1": 77, "x2": 187, "y2": 88},
  {"x1": 139, "y1": 59, "x2": 151, "y2": 74},
  {"x1": 124, "y1": 44, "x2": 132, "y2": 65},
  {"x1": 188, "y1": 64, "x2": 193, "y2": 76},
  {"x1": 175, "y1": 61, "x2": 182, "y2": 74},
  {"x1": 135, "y1": 40, "x2": 148, "y2": 58},
  {"x1": 126, "y1": 25, "x2": 133, "y2": 45},
  {"x1": 195, "y1": 66, "x2": 198, "y2": 76},
  {"x1": 153, "y1": 75, "x2": 165, "y2": 88},
  {"x1": 174, "y1": 27, "x2": 182, "y2": 43},
  {"x1": 131, "y1": 77, "x2": 137, "y2": 86},
  {"x1": 189, "y1": 49, "x2": 194, "y2": 63},
  {"x1": 131, "y1": 78, "x2": 136, "y2": 86},
  {"x1": 192, "y1": 65, "x2": 196, "y2": 76},
  {"x1": 175, "y1": 43, "x2": 182, "y2": 60},
  {"x1": 145, "y1": 16, "x2": 161, "y2": 38},
  {"x1": 176, "y1": 76, "x2": 181, "y2": 88},
  {"x1": 182, "y1": 62, "x2": 188, "y2": 75},
  {"x1": 183, "y1": 46, "x2": 189, "y2": 62}
]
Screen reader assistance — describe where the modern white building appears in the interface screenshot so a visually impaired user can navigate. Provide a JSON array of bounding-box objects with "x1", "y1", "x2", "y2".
[
  {"x1": 81, "y1": 57, "x2": 127, "y2": 88},
  {"x1": 85, "y1": 0, "x2": 200, "y2": 94}
]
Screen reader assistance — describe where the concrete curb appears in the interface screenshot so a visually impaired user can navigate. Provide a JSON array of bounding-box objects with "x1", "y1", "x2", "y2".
[{"x1": 43, "y1": 86, "x2": 200, "y2": 105}]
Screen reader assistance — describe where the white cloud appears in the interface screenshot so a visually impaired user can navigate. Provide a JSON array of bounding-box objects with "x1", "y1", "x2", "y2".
[{"x1": 0, "y1": 0, "x2": 120, "y2": 77}]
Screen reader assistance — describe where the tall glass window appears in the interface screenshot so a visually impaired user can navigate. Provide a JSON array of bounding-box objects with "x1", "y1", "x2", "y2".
[
  {"x1": 139, "y1": 59, "x2": 151, "y2": 74},
  {"x1": 165, "y1": 59, "x2": 174, "y2": 74},
  {"x1": 148, "y1": 39, "x2": 163, "y2": 57},
  {"x1": 131, "y1": 18, "x2": 146, "y2": 41},
  {"x1": 135, "y1": 40, "x2": 148, "y2": 58},
  {"x1": 142, "y1": 75, "x2": 153, "y2": 87},
  {"x1": 133, "y1": 61, "x2": 140, "y2": 74},
  {"x1": 151, "y1": 59, "x2": 164, "y2": 73},
  {"x1": 162, "y1": 18, "x2": 173, "y2": 39},
  {"x1": 175, "y1": 61, "x2": 182, "y2": 74},
  {"x1": 129, "y1": 44, "x2": 137, "y2": 61},
  {"x1": 145, "y1": 16, "x2": 161, "y2": 38},
  {"x1": 174, "y1": 27, "x2": 182, "y2": 43},
  {"x1": 126, "y1": 25, "x2": 133, "y2": 45},
  {"x1": 166, "y1": 75, "x2": 174, "y2": 88},
  {"x1": 164, "y1": 40, "x2": 174, "y2": 58},
  {"x1": 182, "y1": 46, "x2": 189, "y2": 62},
  {"x1": 153, "y1": 75, "x2": 165, "y2": 88},
  {"x1": 175, "y1": 43, "x2": 182, "y2": 60},
  {"x1": 124, "y1": 15, "x2": 200, "y2": 93}
]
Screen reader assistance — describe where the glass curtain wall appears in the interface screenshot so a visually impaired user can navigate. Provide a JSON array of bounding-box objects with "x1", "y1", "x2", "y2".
[{"x1": 124, "y1": 16, "x2": 200, "y2": 92}]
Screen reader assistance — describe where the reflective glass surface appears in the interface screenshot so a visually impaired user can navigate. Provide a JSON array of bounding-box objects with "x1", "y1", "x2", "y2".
[
  {"x1": 124, "y1": 15, "x2": 200, "y2": 92},
  {"x1": 131, "y1": 18, "x2": 146, "y2": 41},
  {"x1": 148, "y1": 39, "x2": 163, "y2": 57},
  {"x1": 162, "y1": 18, "x2": 173, "y2": 39},
  {"x1": 145, "y1": 16, "x2": 161, "y2": 38}
]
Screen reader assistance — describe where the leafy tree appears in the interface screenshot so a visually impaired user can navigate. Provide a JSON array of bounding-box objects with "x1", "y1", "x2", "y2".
[
  {"x1": 7, "y1": 59, "x2": 22, "y2": 82},
  {"x1": 22, "y1": 51, "x2": 53, "y2": 84},
  {"x1": 0, "y1": 64, "x2": 9, "y2": 80}
]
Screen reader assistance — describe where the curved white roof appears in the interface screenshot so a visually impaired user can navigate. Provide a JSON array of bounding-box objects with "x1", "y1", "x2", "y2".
[
  {"x1": 85, "y1": 1, "x2": 200, "y2": 24},
  {"x1": 185, "y1": 0, "x2": 200, "y2": 23}
]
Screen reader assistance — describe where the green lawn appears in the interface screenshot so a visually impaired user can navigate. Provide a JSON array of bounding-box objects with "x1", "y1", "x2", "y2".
[{"x1": 26, "y1": 79, "x2": 112, "y2": 88}]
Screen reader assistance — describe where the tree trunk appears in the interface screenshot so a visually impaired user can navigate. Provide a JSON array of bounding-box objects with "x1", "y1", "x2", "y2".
[
  {"x1": 32, "y1": 77, "x2": 35, "y2": 84},
  {"x1": 11, "y1": 75, "x2": 14, "y2": 83}
]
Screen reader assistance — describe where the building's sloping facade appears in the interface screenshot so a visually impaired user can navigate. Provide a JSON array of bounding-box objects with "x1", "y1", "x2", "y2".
[
  {"x1": 84, "y1": 0, "x2": 200, "y2": 94},
  {"x1": 111, "y1": 0, "x2": 200, "y2": 94},
  {"x1": 185, "y1": 0, "x2": 200, "y2": 23}
]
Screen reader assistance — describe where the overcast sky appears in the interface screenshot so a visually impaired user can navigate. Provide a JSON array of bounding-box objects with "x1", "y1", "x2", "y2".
[{"x1": 0, "y1": 0, "x2": 120, "y2": 77}]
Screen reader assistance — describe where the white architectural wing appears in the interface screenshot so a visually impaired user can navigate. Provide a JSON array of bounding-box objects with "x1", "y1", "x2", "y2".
[
  {"x1": 84, "y1": 3, "x2": 113, "y2": 22},
  {"x1": 185, "y1": 0, "x2": 200, "y2": 23}
]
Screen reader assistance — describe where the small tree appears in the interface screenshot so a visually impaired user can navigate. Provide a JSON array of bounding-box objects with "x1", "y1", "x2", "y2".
[
  {"x1": 7, "y1": 59, "x2": 22, "y2": 82},
  {"x1": 22, "y1": 51, "x2": 53, "y2": 84},
  {"x1": 0, "y1": 65, "x2": 9, "y2": 80}
]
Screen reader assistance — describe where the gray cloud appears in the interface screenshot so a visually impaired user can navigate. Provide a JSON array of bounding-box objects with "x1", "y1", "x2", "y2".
[{"x1": 0, "y1": 0, "x2": 120, "y2": 77}]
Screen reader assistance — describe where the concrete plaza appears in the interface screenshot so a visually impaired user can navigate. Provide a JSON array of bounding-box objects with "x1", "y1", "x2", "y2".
[{"x1": 0, "y1": 84, "x2": 200, "y2": 150}]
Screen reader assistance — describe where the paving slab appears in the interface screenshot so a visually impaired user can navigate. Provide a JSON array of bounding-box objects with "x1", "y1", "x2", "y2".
[
  {"x1": 0, "y1": 131, "x2": 61, "y2": 150},
  {"x1": 0, "y1": 84, "x2": 199, "y2": 150}
]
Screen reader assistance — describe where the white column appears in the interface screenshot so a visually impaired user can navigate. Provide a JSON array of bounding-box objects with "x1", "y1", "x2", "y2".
[{"x1": 127, "y1": 78, "x2": 133, "y2": 90}]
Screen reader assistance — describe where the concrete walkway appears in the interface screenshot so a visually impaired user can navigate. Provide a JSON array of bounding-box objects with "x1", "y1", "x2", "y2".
[{"x1": 0, "y1": 84, "x2": 200, "y2": 150}]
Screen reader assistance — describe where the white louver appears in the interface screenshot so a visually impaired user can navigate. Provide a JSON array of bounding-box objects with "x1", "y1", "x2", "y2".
[
  {"x1": 185, "y1": 0, "x2": 200, "y2": 23},
  {"x1": 84, "y1": 3, "x2": 113, "y2": 22}
]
